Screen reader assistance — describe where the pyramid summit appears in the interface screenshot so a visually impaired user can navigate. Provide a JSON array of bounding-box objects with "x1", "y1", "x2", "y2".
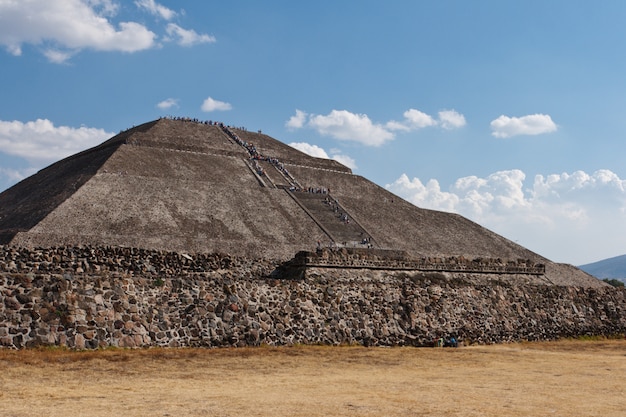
[{"x1": 0, "y1": 117, "x2": 600, "y2": 287}]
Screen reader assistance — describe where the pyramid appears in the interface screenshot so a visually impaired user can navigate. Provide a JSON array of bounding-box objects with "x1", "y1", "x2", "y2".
[{"x1": 0, "y1": 118, "x2": 601, "y2": 287}]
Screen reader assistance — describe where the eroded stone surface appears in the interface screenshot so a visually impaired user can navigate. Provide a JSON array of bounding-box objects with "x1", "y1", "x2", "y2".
[{"x1": 0, "y1": 246, "x2": 623, "y2": 349}]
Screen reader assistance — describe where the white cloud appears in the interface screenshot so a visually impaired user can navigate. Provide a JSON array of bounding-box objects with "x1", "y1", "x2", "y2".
[
  {"x1": 438, "y1": 109, "x2": 466, "y2": 130},
  {"x1": 286, "y1": 110, "x2": 308, "y2": 130},
  {"x1": 289, "y1": 142, "x2": 329, "y2": 159},
  {"x1": 157, "y1": 98, "x2": 179, "y2": 109},
  {"x1": 387, "y1": 108, "x2": 466, "y2": 132},
  {"x1": 331, "y1": 153, "x2": 357, "y2": 170},
  {"x1": 201, "y1": 97, "x2": 232, "y2": 112},
  {"x1": 0, "y1": 167, "x2": 37, "y2": 185},
  {"x1": 135, "y1": 0, "x2": 176, "y2": 20},
  {"x1": 287, "y1": 110, "x2": 392, "y2": 147},
  {"x1": 0, "y1": 119, "x2": 114, "y2": 163},
  {"x1": 0, "y1": 0, "x2": 157, "y2": 62},
  {"x1": 307, "y1": 110, "x2": 394, "y2": 147},
  {"x1": 403, "y1": 109, "x2": 438, "y2": 129},
  {"x1": 386, "y1": 109, "x2": 435, "y2": 132},
  {"x1": 286, "y1": 107, "x2": 465, "y2": 147},
  {"x1": 386, "y1": 169, "x2": 626, "y2": 264},
  {"x1": 490, "y1": 114, "x2": 557, "y2": 138},
  {"x1": 531, "y1": 170, "x2": 626, "y2": 204},
  {"x1": 288, "y1": 142, "x2": 357, "y2": 170},
  {"x1": 165, "y1": 23, "x2": 215, "y2": 46},
  {"x1": 42, "y1": 49, "x2": 75, "y2": 64},
  {"x1": 384, "y1": 120, "x2": 411, "y2": 132},
  {"x1": 452, "y1": 170, "x2": 529, "y2": 213},
  {"x1": 386, "y1": 174, "x2": 459, "y2": 213}
]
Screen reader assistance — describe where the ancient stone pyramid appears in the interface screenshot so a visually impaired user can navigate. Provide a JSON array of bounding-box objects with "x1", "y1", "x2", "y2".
[{"x1": 0, "y1": 118, "x2": 600, "y2": 286}]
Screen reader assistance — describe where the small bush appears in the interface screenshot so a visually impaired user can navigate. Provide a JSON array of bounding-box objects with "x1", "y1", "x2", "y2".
[{"x1": 602, "y1": 278, "x2": 625, "y2": 288}]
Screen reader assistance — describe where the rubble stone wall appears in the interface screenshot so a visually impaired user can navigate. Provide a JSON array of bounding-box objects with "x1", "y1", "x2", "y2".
[{"x1": 1, "y1": 246, "x2": 625, "y2": 349}]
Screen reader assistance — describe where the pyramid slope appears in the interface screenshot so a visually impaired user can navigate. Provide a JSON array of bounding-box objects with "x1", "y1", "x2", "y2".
[
  {"x1": 0, "y1": 122, "x2": 157, "y2": 243},
  {"x1": 8, "y1": 127, "x2": 328, "y2": 258},
  {"x1": 0, "y1": 118, "x2": 604, "y2": 287}
]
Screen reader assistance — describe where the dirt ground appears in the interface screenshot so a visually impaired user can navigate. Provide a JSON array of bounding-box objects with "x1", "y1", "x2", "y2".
[{"x1": 1, "y1": 339, "x2": 624, "y2": 417}]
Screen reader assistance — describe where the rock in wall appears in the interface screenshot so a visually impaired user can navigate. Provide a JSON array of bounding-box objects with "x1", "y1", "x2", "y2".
[{"x1": 1, "y1": 254, "x2": 624, "y2": 349}]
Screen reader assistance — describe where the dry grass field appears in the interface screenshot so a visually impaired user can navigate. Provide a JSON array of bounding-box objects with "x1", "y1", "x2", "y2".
[{"x1": 1, "y1": 339, "x2": 624, "y2": 417}]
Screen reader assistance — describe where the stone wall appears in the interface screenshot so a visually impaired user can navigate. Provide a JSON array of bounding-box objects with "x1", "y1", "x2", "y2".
[
  {"x1": 285, "y1": 248, "x2": 546, "y2": 275},
  {"x1": 1, "y1": 246, "x2": 625, "y2": 349}
]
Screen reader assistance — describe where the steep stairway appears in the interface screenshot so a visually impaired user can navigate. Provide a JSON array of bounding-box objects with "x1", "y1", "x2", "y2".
[{"x1": 288, "y1": 190, "x2": 375, "y2": 248}]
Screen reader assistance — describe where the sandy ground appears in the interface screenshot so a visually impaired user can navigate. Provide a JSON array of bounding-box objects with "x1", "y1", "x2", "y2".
[{"x1": 1, "y1": 339, "x2": 625, "y2": 417}]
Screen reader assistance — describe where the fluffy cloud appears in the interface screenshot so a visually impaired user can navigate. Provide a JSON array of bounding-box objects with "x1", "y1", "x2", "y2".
[
  {"x1": 157, "y1": 98, "x2": 179, "y2": 109},
  {"x1": 331, "y1": 153, "x2": 357, "y2": 170},
  {"x1": 135, "y1": 0, "x2": 176, "y2": 20},
  {"x1": 288, "y1": 110, "x2": 396, "y2": 147},
  {"x1": 43, "y1": 49, "x2": 75, "y2": 64},
  {"x1": 201, "y1": 97, "x2": 232, "y2": 112},
  {"x1": 285, "y1": 109, "x2": 465, "y2": 146},
  {"x1": 531, "y1": 170, "x2": 626, "y2": 207},
  {"x1": 438, "y1": 110, "x2": 467, "y2": 130},
  {"x1": 397, "y1": 109, "x2": 437, "y2": 129},
  {"x1": 0, "y1": 118, "x2": 114, "y2": 163},
  {"x1": 289, "y1": 142, "x2": 357, "y2": 170},
  {"x1": 289, "y1": 142, "x2": 329, "y2": 159},
  {"x1": 0, "y1": 0, "x2": 214, "y2": 62},
  {"x1": 307, "y1": 110, "x2": 393, "y2": 147},
  {"x1": 165, "y1": 23, "x2": 216, "y2": 46},
  {"x1": 285, "y1": 108, "x2": 467, "y2": 147},
  {"x1": 387, "y1": 108, "x2": 466, "y2": 132},
  {"x1": 490, "y1": 114, "x2": 557, "y2": 138},
  {"x1": 0, "y1": 0, "x2": 157, "y2": 62},
  {"x1": 387, "y1": 174, "x2": 459, "y2": 213},
  {"x1": 387, "y1": 169, "x2": 626, "y2": 264},
  {"x1": 285, "y1": 110, "x2": 308, "y2": 130}
]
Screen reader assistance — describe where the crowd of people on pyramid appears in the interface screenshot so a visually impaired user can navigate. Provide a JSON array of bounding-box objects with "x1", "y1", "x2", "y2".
[
  {"x1": 224, "y1": 125, "x2": 359, "y2": 233},
  {"x1": 219, "y1": 124, "x2": 300, "y2": 187},
  {"x1": 161, "y1": 115, "x2": 248, "y2": 131},
  {"x1": 250, "y1": 159, "x2": 265, "y2": 177},
  {"x1": 164, "y1": 115, "x2": 367, "y2": 243},
  {"x1": 162, "y1": 116, "x2": 334, "y2": 195}
]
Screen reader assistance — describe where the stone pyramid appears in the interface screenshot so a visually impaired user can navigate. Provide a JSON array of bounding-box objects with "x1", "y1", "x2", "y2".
[{"x1": 0, "y1": 118, "x2": 601, "y2": 286}]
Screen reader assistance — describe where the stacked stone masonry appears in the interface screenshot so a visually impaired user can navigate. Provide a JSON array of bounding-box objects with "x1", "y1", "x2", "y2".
[
  {"x1": 1, "y1": 246, "x2": 624, "y2": 349},
  {"x1": 291, "y1": 249, "x2": 546, "y2": 275}
]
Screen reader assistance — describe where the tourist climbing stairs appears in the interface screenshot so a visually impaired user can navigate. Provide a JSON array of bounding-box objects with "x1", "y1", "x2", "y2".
[
  {"x1": 217, "y1": 123, "x2": 370, "y2": 246},
  {"x1": 288, "y1": 190, "x2": 375, "y2": 248},
  {"x1": 254, "y1": 159, "x2": 299, "y2": 189},
  {"x1": 256, "y1": 160, "x2": 282, "y2": 188}
]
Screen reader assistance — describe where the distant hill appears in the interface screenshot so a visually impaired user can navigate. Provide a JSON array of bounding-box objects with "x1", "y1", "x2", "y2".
[{"x1": 579, "y1": 254, "x2": 626, "y2": 282}]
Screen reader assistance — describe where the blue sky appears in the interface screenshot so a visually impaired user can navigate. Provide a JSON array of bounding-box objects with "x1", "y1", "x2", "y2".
[{"x1": 1, "y1": 0, "x2": 626, "y2": 265}]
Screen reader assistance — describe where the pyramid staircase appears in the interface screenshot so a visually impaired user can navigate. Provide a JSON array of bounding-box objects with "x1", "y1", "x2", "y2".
[
  {"x1": 287, "y1": 190, "x2": 376, "y2": 248},
  {"x1": 218, "y1": 124, "x2": 371, "y2": 247}
]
